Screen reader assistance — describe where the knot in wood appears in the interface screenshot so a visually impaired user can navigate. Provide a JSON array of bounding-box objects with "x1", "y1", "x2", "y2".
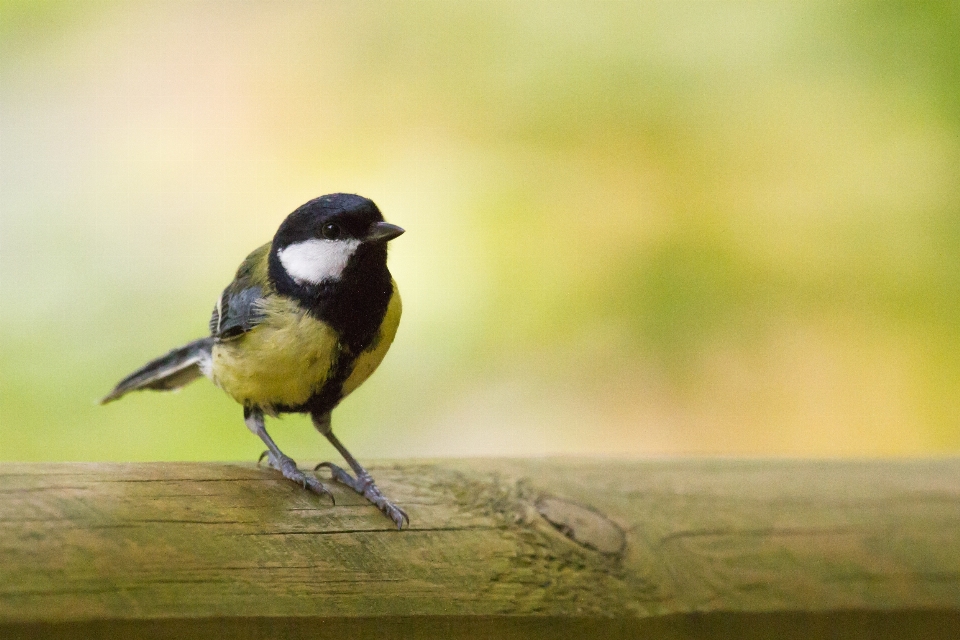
[{"x1": 535, "y1": 497, "x2": 626, "y2": 555}]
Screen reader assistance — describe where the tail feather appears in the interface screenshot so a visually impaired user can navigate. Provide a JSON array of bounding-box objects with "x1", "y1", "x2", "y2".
[{"x1": 101, "y1": 337, "x2": 215, "y2": 404}]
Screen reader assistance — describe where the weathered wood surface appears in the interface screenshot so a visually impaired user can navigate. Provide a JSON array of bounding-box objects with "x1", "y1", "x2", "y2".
[{"x1": 2, "y1": 458, "x2": 960, "y2": 639}]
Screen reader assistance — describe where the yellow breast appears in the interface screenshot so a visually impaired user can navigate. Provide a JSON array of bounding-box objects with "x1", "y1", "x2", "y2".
[
  {"x1": 210, "y1": 283, "x2": 401, "y2": 413},
  {"x1": 210, "y1": 297, "x2": 337, "y2": 411}
]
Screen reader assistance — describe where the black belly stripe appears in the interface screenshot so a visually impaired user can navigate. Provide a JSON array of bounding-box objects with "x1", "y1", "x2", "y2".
[
  {"x1": 267, "y1": 240, "x2": 394, "y2": 417},
  {"x1": 274, "y1": 343, "x2": 354, "y2": 416}
]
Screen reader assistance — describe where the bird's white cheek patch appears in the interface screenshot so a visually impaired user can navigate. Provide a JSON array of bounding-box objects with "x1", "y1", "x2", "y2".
[{"x1": 278, "y1": 238, "x2": 361, "y2": 285}]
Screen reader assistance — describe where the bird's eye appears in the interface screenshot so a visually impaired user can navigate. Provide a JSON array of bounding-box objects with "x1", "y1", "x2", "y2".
[{"x1": 321, "y1": 223, "x2": 341, "y2": 240}]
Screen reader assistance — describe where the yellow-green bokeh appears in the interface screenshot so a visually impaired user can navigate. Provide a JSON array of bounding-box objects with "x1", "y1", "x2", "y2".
[{"x1": 2, "y1": 1, "x2": 959, "y2": 462}]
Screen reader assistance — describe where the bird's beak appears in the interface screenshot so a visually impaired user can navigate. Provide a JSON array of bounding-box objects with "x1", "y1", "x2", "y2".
[{"x1": 366, "y1": 222, "x2": 405, "y2": 243}]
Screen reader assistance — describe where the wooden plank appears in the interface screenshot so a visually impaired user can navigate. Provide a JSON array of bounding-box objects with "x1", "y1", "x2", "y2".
[{"x1": 1, "y1": 459, "x2": 959, "y2": 639}]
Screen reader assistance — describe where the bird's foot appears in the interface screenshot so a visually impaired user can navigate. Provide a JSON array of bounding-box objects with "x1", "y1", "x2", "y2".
[
  {"x1": 315, "y1": 461, "x2": 408, "y2": 529},
  {"x1": 258, "y1": 450, "x2": 334, "y2": 504}
]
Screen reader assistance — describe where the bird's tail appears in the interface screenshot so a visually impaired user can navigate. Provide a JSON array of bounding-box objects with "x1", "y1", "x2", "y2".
[{"x1": 101, "y1": 337, "x2": 215, "y2": 404}]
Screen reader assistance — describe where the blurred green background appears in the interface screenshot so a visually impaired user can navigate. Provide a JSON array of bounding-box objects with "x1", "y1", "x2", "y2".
[{"x1": 2, "y1": 1, "x2": 959, "y2": 463}]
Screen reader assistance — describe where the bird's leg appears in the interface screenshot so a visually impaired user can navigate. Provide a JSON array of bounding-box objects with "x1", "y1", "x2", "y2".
[
  {"x1": 311, "y1": 412, "x2": 408, "y2": 529},
  {"x1": 245, "y1": 408, "x2": 333, "y2": 502}
]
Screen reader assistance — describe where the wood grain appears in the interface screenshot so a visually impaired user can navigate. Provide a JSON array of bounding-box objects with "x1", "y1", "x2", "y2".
[{"x1": 2, "y1": 459, "x2": 959, "y2": 638}]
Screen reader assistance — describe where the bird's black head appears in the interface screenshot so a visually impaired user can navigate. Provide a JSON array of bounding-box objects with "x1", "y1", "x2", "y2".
[
  {"x1": 269, "y1": 193, "x2": 404, "y2": 290},
  {"x1": 273, "y1": 193, "x2": 403, "y2": 253}
]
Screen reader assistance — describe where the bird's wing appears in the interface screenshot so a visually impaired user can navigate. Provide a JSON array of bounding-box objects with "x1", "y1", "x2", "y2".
[
  {"x1": 210, "y1": 285, "x2": 266, "y2": 339},
  {"x1": 209, "y1": 242, "x2": 272, "y2": 340}
]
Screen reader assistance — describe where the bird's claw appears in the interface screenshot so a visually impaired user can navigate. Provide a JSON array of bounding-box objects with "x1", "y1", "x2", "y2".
[
  {"x1": 258, "y1": 450, "x2": 334, "y2": 504},
  {"x1": 315, "y1": 461, "x2": 408, "y2": 529}
]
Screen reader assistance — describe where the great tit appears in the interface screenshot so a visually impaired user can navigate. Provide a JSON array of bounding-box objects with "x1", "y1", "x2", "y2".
[{"x1": 102, "y1": 193, "x2": 408, "y2": 528}]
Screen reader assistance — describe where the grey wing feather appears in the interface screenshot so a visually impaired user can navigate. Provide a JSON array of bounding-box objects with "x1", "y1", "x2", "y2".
[
  {"x1": 101, "y1": 337, "x2": 214, "y2": 404},
  {"x1": 210, "y1": 286, "x2": 266, "y2": 340}
]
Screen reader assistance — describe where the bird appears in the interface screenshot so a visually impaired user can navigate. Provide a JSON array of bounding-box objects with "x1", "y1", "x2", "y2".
[{"x1": 101, "y1": 193, "x2": 408, "y2": 528}]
